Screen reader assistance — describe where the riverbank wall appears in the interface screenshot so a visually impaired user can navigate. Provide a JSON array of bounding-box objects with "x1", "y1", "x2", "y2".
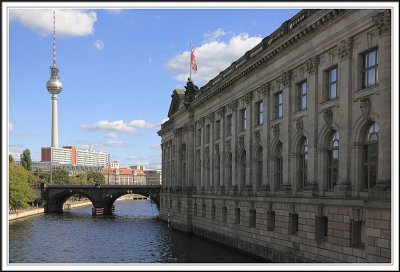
[{"x1": 9, "y1": 200, "x2": 92, "y2": 221}]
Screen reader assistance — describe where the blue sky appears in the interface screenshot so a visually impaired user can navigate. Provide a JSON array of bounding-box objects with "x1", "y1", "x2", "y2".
[{"x1": 7, "y1": 5, "x2": 304, "y2": 168}]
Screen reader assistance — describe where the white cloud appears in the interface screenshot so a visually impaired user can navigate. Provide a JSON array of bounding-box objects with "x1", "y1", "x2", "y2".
[
  {"x1": 105, "y1": 9, "x2": 124, "y2": 15},
  {"x1": 151, "y1": 144, "x2": 161, "y2": 150},
  {"x1": 106, "y1": 132, "x2": 118, "y2": 138},
  {"x1": 165, "y1": 31, "x2": 262, "y2": 86},
  {"x1": 203, "y1": 28, "x2": 227, "y2": 43},
  {"x1": 80, "y1": 119, "x2": 165, "y2": 134},
  {"x1": 9, "y1": 122, "x2": 14, "y2": 134},
  {"x1": 93, "y1": 40, "x2": 104, "y2": 50},
  {"x1": 10, "y1": 9, "x2": 97, "y2": 37},
  {"x1": 103, "y1": 140, "x2": 131, "y2": 147}
]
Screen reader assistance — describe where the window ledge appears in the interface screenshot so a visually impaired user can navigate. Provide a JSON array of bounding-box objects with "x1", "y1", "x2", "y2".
[
  {"x1": 354, "y1": 84, "x2": 379, "y2": 101},
  {"x1": 320, "y1": 98, "x2": 339, "y2": 111}
]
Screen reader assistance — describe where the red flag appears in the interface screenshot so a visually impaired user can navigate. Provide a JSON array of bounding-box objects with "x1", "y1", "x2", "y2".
[{"x1": 191, "y1": 49, "x2": 197, "y2": 72}]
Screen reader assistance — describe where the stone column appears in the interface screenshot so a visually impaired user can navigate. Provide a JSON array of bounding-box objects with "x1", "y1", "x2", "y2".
[
  {"x1": 334, "y1": 37, "x2": 353, "y2": 196},
  {"x1": 280, "y1": 70, "x2": 292, "y2": 192},
  {"x1": 174, "y1": 128, "x2": 182, "y2": 190},
  {"x1": 229, "y1": 100, "x2": 238, "y2": 195},
  {"x1": 187, "y1": 121, "x2": 195, "y2": 189},
  {"x1": 305, "y1": 55, "x2": 319, "y2": 194},
  {"x1": 218, "y1": 107, "x2": 226, "y2": 191},
  {"x1": 243, "y1": 92, "x2": 253, "y2": 195},
  {"x1": 374, "y1": 10, "x2": 391, "y2": 190},
  {"x1": 261, "y1": 82, "x2": 271, "y2": 193},
  {"x1": 208, "y1": 113, "x2": 215, "y2": 191}
]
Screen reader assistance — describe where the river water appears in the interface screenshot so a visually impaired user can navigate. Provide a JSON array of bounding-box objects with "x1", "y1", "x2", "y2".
[{"x1": 8, "y1": 199, "x2": 264, "y2": 264}]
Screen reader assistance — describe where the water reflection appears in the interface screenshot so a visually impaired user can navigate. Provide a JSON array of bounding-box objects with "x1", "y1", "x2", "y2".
[{"x1": 9, "y1": 200, "x2": 262, "y2": 263}]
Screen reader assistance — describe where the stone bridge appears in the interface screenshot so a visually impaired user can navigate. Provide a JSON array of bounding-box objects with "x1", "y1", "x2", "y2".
[{"x1": 40, "y1": 184, "x2": 160, "y2": 215}]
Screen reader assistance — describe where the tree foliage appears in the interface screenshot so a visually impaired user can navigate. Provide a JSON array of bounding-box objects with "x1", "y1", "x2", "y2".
[
  {"x1": 20, "y1": 149, "x2": 33, "y2": 172},
  {"x1": 50, "y1": 169, "x2": 70, "y2": 184},
  {"x1": 9, "y1": 163, "x2": 35, "y2": 210},
  {"x1": 87, "y1": 171, "x2": 105, "y2": 185},
  {"x1": 9, "y1": 154, "x2": 15, "y2": 164}
]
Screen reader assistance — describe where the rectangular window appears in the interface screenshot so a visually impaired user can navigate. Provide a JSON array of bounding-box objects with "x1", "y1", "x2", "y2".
[
  {"x1": 211, "y1": 205, "x2": 216, "y2": 221},
  {"x1": 249, "y1": 209, "x2": 256, "y2": 228},
  {"x1": 222, "y1": 206, "x2": 227, "y2": 223},
  {"x1": 298, "y1": 81, "x2": 307, "y2": 111},
  {"x1": 227, "y1": 115, "x2": 233, "y2": 136},
  {"x1": 363, "y1": 49, "x2": 378, "y2": 88},
  {"x1": 351, "y1": 220, "x2": 365, "y2": 248},
  {"x1": 215, "y1": 120, "x2": 221, "y2": 140},
  {"x1": 275, "y1": 92, "x2": 283, "y2": 118},
  {"x1": 194, "y1": 203, "x2": 197, "y2": 216},
  {"x1": 328, "y1": 67, "x2": 337, "y2": 100},
  {"x1": 202, "y1": 203, "x2": 206, "y2": 218},
  {"x1": 289, "y1": 213, "x2": 299, "y2": 234},
  {"x1": 177, "y1": 201, "x2": 181, "y2": 213},
  {"x1": 240, "y1": 108, "x2": 247, "y2": 131},
  {"x1": 256, "y1": 101, "x2": 263, "y2": 126},
  {"x1": 267, "y1": 211, "x2": 275, "y2": 230},
  {"x1": 315, "y1": 216, "x2": 328, "y2": 240},
  {"x1": 235, "y1": 207, "x2": 240, "y2": 225},
  {"x1": 206, "y1": 124, "x2": 210, "y2": 144}
]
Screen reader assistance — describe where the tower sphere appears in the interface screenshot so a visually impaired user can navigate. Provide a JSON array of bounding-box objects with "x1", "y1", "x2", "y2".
[{"x1": 47, "y1": 67, "x2": 63, "y2": 95}]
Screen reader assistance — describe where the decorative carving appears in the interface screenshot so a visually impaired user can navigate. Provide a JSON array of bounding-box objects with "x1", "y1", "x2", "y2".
[
  {"x1": 243, "y1": 92, "x2": 253, "y2": 105},
  {"x1": 174, "y1": 128, "x2": 181, "y2": 136},
  {"x1": 197, "y1": 118, "x2": 204, "y2": 128},
  {"x1": 179, "y1": 144, "x2": 186, "y2": 160},
  {"x1": 280, "y1": 70, "x2": 293, "y2": 86},
  {"x1": 254, "y1": 130, "x2": 261, "y2": 144},
  {"x1": 228, "y1": 100, "x2": 238, "y2": 112},
  {"x1": 188, "y1": 123, "x2": 195, "y2": 132},
  {"x1": 260, "y1": 82, "x2": 271, "y2": 96},
  {"x1": 207, "y1": 112, "x2": 215, "y2": 123},
  {"x1": 323, "y1": 108, "x2": 333, "y2": 128},
  {"x1": 295, "y1": 118, "x2": 303, "y2": 135},
  {"x1": 216, "y1": 107, "x2": 225, "y2": 118},
  {"x1": 360, "y1": 97, "x2": 370, "y2": 120},
  {"x1": 305, "y1": 56, "x2": 319, "y2": 74},
  {"x1": 373, "y1": 10, "x2": 391, "y2": 35},
  {"x1": 273, "y1": 124, "x2": 280, "y2": 139},
  {"x1": 184, "y1": 78, "x2": 199, "y2": 105},
  {"x1": 338, "y1": 37, "x2": 353, "y2": 60},
  {"x1": 237, "y1": 137, "x2": 245, "y2": 154}
]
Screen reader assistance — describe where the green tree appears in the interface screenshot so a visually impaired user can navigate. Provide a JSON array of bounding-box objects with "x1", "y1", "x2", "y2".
[
  {"x1": 73, "y1": 172, "x2": 88, "y2": 185},
  {"x1": 9, "y1": 163, "x2": 35, "y2": 210},
  {"x1": 51, "y1": 169, "x2": 70, "y2": 184},
  {"x1": 20, "y1": 149, "x2": 32, "y2": 172},
  {"x1": 37, "y1": 170, "x2": 50, "y2": 184},
  {"x1": 9, "y1": 154, "x2": 15, "y2": 164},
  {"x1": 87, "y1": 171, "x2": 105, "y2": 185}
]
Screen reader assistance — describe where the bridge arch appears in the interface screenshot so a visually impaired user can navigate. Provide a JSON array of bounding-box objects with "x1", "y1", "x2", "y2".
[{"x1": 42, "y1": 185, "x2": 160, "y2": 215}]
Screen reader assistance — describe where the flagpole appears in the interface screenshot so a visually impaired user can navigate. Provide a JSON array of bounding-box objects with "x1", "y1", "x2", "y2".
[{"x1": 189, "y1": 41, "x2": 192, "y2": 81}]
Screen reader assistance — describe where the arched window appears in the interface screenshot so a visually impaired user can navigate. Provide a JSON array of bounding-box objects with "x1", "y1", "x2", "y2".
[
  {"x1": 299, "y1": 138, "x2": 308, "y2": 189},
  {"x1": 363, "y1": 122, "x2": 379, "y2": 188},
  {"x1": 327, "y1": 132, "x2": 339, "y2": 190}
]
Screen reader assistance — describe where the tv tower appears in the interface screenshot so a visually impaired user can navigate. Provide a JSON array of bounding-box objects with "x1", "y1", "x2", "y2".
[{"x1": 46, "y1": 10, "x2": 63, "y2": 147}]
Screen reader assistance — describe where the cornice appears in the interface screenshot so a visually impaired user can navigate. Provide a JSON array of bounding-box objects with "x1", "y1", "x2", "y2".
[{"x1": 190, "y1": 9, "x2": 347, "y2": 109}]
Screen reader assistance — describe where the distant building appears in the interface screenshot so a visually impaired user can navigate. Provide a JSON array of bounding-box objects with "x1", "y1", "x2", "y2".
[
  {"x1": 144, "y1": 169, "x2": 162, "y2": 185},
  {"x1": 130, "y1": 166, "x2": 146, "y2": 185},
  {"x1": 41, "y1": 146, "x2": 109, "y2": 167}
]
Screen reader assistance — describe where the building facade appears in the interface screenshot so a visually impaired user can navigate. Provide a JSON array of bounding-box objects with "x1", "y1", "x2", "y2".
[
  {"x1": 158, "y1": 9, "x2": 391, "y2": 263},
  {"x1": 145, "y1": 169, "x2": 162, "y2": 185},
  {"x1": 41, "y1": 146, "x2": 109, "y2": 167}
]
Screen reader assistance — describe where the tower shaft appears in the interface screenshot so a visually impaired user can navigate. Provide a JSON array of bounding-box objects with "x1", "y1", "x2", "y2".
[{"x1": 51, "y1": 94, "x2": 58, "y2": 147}]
